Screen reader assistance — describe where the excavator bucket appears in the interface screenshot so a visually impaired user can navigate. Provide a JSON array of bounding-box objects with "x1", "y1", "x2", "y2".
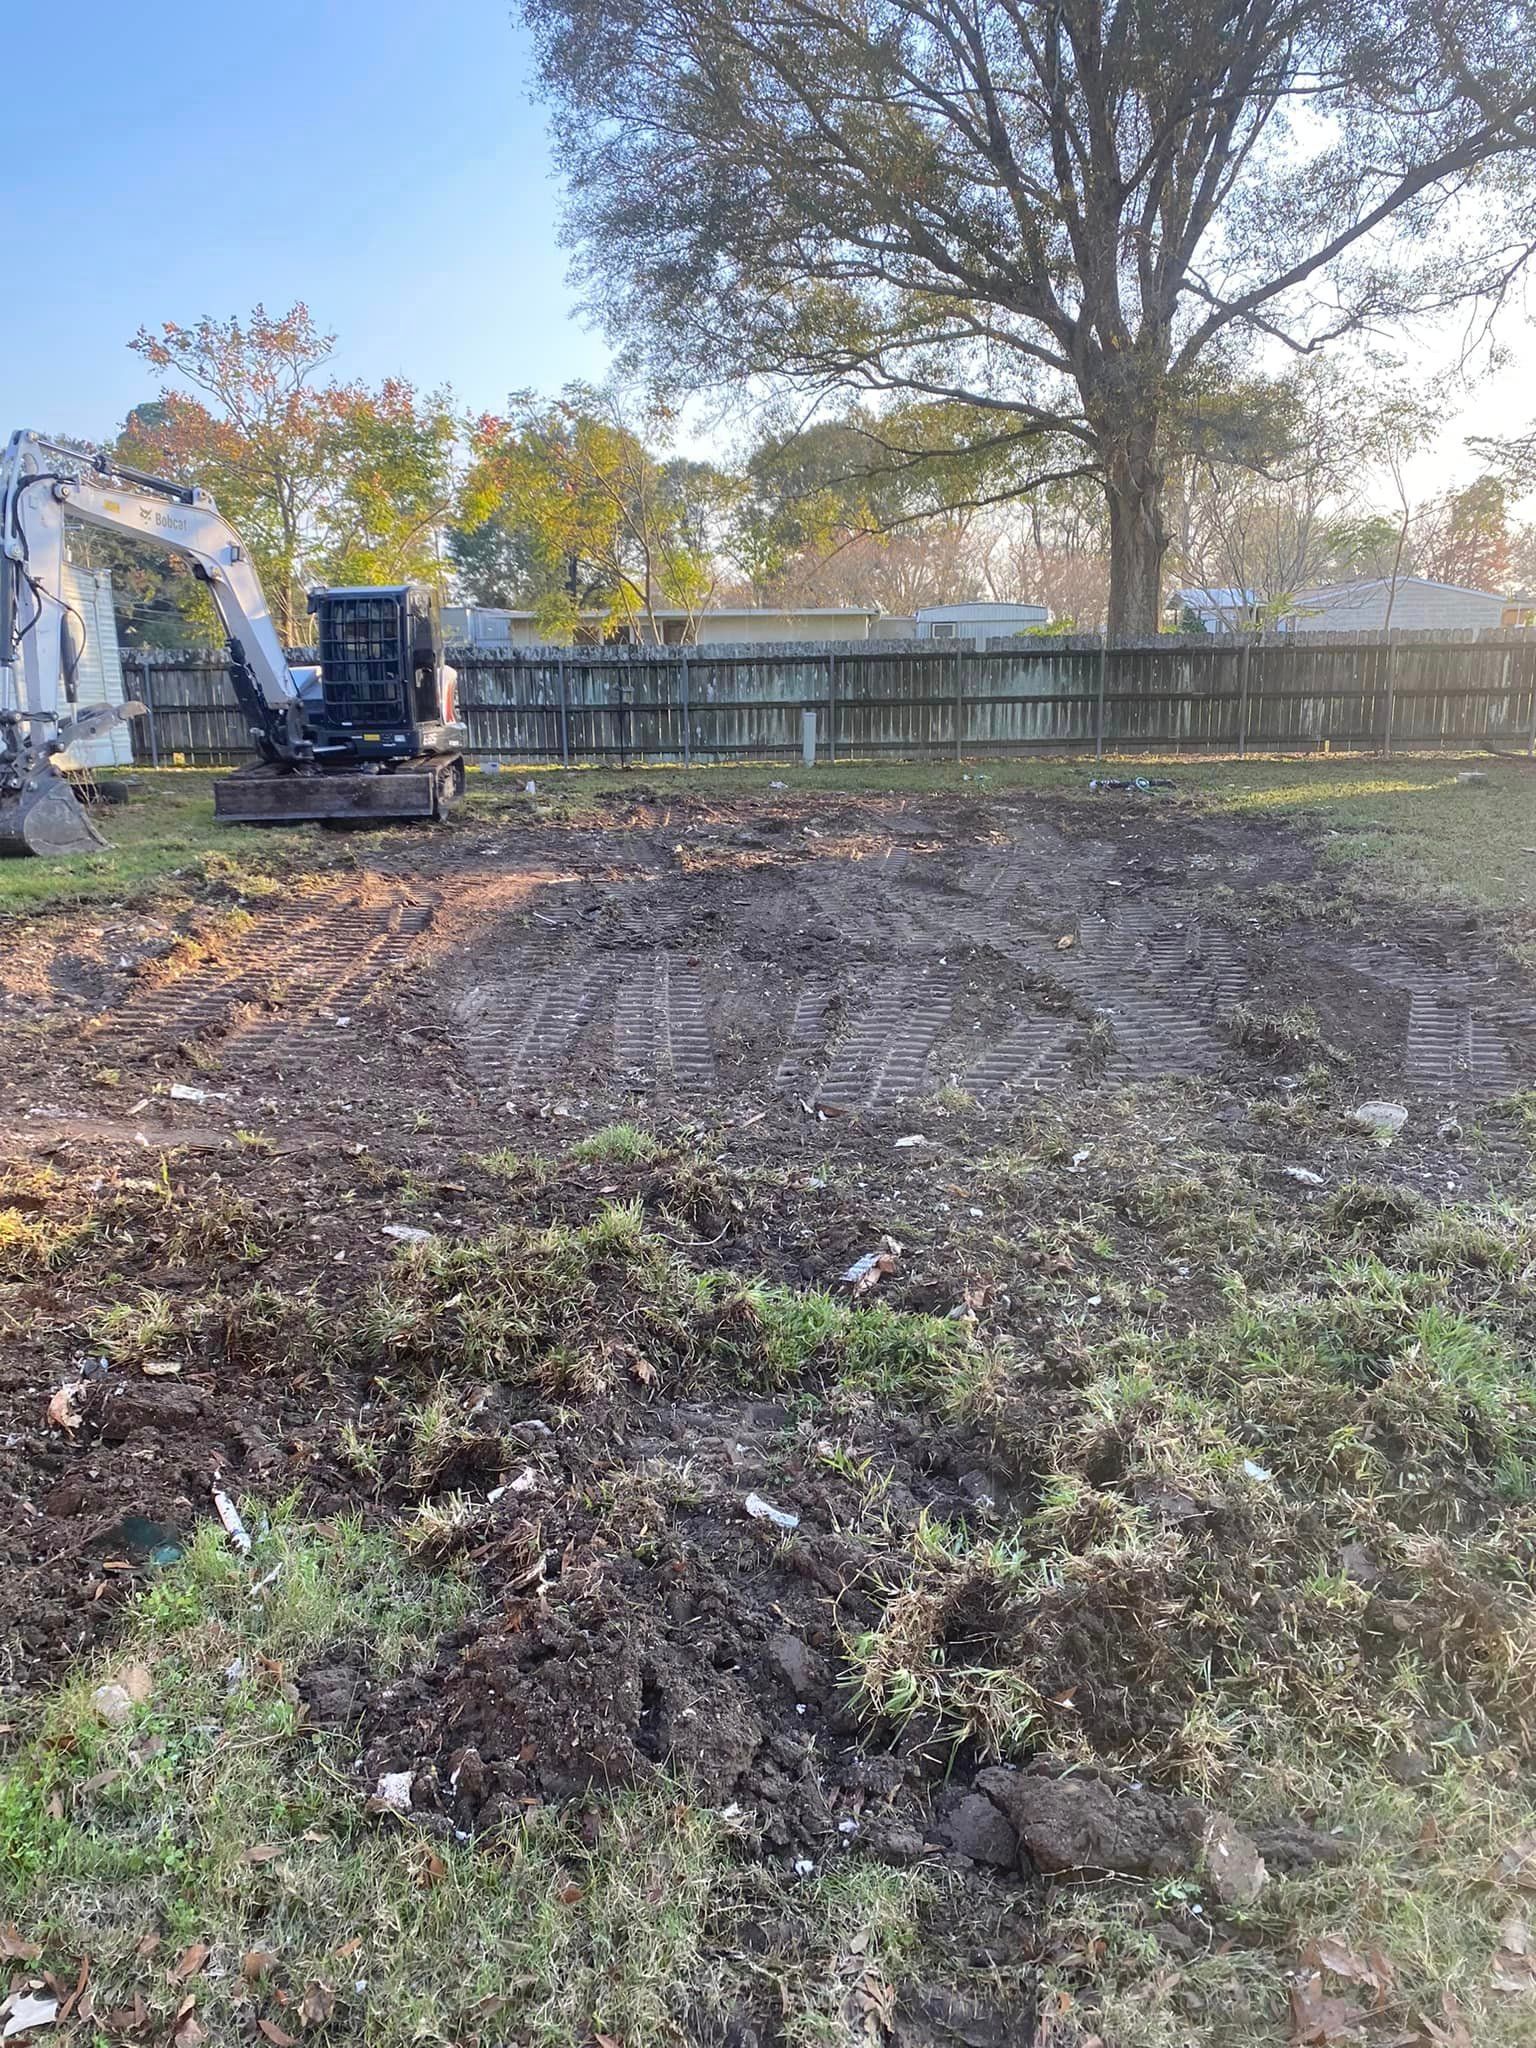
[{"x1": 0, "y1": 760, "x2": 105, "y2": 856}]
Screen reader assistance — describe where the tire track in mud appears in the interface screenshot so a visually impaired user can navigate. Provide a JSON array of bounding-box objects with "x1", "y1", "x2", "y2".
[
  {"x1": 964, "y1": 1016, "x2": 1075, "y2": 1100},
  {"x1": 229, "y1": 902, "x2": 435, "y2": 1056},
  {"x1": 816, "y1": 970, "x2": 958, "y2": 1111},
  {"x1": 1348, "y1": 945, "x2": 1530, "y2": 1093},
  {"x1": 609, "y1": 954, "x2": 719, "y2": 1093},
  {"x1": 100, "y1": 892, "x2": 432, "y2": 1054},
  {"x1": 1067, "y1": 911, "x2": 1247, "y2": 1076},
  {"x1": 457, "y1": 954, "x2": 609, "y2": 1100}
]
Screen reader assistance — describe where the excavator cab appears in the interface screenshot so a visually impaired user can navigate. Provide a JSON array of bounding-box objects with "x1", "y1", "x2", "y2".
[{"x1": 305, "y1": 586, "x2": 464, "y2": 763}]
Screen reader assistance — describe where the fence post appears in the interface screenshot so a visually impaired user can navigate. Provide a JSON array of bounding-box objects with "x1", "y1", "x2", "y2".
[
  {"x1": 1237, "y1": 633, "x2": 1253, "y2": 759},
  {"x1": 953, "y1": 648, "x2": 964, "y2": 762},
  {"x1": 1383, "y1": 630, "x2": 1399, "y2": 756},
  {"x1": 827, "y1": 652, "x2": 838, "y2": 763},
  {"x1": 556, "y1": 655, "x2": 570, "y2": 766},
  {"x1": 1094, "y1": 631, "x2": 1109, "y2": 760},
  {"x1": 680, "y1": 651, "x2": 691, "y2": 768}
]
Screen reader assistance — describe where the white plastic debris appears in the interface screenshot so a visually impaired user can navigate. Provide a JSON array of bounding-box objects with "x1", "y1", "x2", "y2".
[
  {"x1": 744, "y1": 1492, "x2": 800, "y2": 1532},
  {"x1": 1242, "y1": 1458, "x2": 1272, "y2": 1483},
  {"x1": 1350, "y1": 1100, "x2": 1407, "y2": 1139},
  {"x1": 213, "y1": 1488, "x2": 253, "y2": 1555},
  {"x1": 508, "y1": 1465, "x2": 539, "y2": 1495},
  {"x1": 525, "y1": 780, "x2": 537, "y2": 795},
  {"x1": 375, "y1": 1770, "x2": 414, "y2": 1813},
  {"x1": 893, "y1": 1134, "x2": 928, "y2": 1149},
  {"x1": 2, "y1": 1993, "x2": 60, "y2": 2039},
  {"x1": 1071, "y1": 1148, "x2": 1092, "y2": 1168},
  {"x1": 383, "y1": 1223, "x2": 433, "y2": 1244},
  {"x1": 1282, "y1": 1166, "x2": 1325, "y2": 1186},
  {"x1": 793, "y1": 1857, "x2": 815, "y2": 1876}
]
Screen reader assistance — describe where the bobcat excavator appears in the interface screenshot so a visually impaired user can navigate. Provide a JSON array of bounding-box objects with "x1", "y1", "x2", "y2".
[{"x1": 0, "y1": 429, "x2": 466, "y2": 855}]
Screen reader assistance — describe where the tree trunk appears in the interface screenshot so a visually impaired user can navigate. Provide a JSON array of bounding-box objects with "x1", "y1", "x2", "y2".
[{"x1": 1104, "y1": 445, "x2": 1169, "y2": 641}]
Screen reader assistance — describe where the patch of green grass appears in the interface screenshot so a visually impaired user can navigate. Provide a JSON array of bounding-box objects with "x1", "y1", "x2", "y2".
[
  {"x1": 0, "y1": 1503, "x2": 957, "y2": 2048},
  {"x1": 354, "y1": 1199, "x2": 973, "y2": 1402},
  {"x1": 569, "y1": 1121, "x2": 663, "y2": 1165}
]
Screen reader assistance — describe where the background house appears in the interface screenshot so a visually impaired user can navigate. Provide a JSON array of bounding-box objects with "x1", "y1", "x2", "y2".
[
  {"x1": 440, "y1": 604, "x2": 910, "y2": 648},
  {"x1": 1280, "y1": 576, "x2": 1510, "y2": 633},
  {"x1": 1169, "y1": 586, "x2": 1262, "y2": 632},
  {"x1": 913, "y1": 601, "x2": 1049, "y2": 641}
]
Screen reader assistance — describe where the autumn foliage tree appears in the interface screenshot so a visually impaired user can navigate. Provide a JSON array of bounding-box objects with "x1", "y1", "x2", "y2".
[
  {"x1": 121, "y1": 304, "x2": 456, "y2": 641},
  {"x1": 459, "y1": 387, "x2": 728, "y2": 640}
]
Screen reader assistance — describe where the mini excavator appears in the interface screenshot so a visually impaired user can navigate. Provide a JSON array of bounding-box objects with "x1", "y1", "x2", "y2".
[{"x1": 0, "y1": 429, "x2": 466, "y2": 855}]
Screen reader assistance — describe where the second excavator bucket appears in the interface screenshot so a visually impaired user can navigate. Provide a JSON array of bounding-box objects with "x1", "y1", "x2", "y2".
[{"x1": 0, "y1": 760, "x2": 105, "y2": 856}]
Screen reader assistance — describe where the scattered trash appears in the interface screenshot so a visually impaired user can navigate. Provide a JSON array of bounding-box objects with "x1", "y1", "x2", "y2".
[
  {"x1": 1282, "y1": 1166, "x2": 1325, "y2": 1186},
  {"x1": 374, "y1": 1770, "x2": 414, "y2": 1813},
  {"x1": 1455, "y1": 770, "x2": 1489, "y2": 785},
  {"x1": 508, "y1": 1465, "x2": 540, "y2": 1495},
  {"x1": 840, "y1": 1237, "x2": 901, "y2": 1296},
  {"x1": 1350, "y1": 1100, "x2": 1408, "y2": 1141},
  {"x1": 793, "y1": 1857, "x2": 815, "y2": 1876},
  {"x1": 95, "y1": 1514, "x2": 183, "y2": 1567},
  {"x1": 46, "y1": 1382, "x2": 86, "y2": 1432},
  {"x1": 1071, "y1": 1148, "x2": 1092, "y2": 1168},
  {"x1": 1242, "y1": 1458, "x2": 1272, "y2": 1483},
  {"x1": 213, "y1": 1488, "x2": 253, "y2": 1556},
  {"x1": 1, "y1": 1992, "x2": 60, "y2": 2040},
  {"x1": 769, "y1": 780, "x2": 787, "y2": 790},
  {"x1": 383, "y1": 1223, "x2": 433, "y2": 1244},
  {"x1": 168, "y1": 1082, "x2": 223, "y2": 1104},
  {"x1": 141, "y1": 1358, "x2": 182, "y2": 1377},
  {"x1": 1055, "y1": 934, "x2": 1076, "y2": 951},
  {"x1": 744, "y1": 1491, "x2": 800, "y2": 1532},
  {"x1": 91, "y1": 1663, "x2": 152, "y2": 1728},
  {"x1": 524, "y1": 780, "x2": 537, "y2": 795},
  {"x1": 893, "y1": 1134, "x2": 928, "y2": 1149},
  {"x1": 1088, "y1": 775, "x2": 1176, "y2": 792}
]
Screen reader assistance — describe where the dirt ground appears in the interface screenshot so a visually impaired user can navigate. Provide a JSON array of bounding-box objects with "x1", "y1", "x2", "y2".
[{"x1": 2, "y1": 772, "x2": 1535, "y2": 2047}]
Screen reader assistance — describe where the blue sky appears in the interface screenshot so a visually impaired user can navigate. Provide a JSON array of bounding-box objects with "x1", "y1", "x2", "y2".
[
  {"x1": 3, "y1": 0, "x2": 610, "y2": 441},
  {"x1": 3, "y1": 0, "x2": 1529, "y2": 497}
]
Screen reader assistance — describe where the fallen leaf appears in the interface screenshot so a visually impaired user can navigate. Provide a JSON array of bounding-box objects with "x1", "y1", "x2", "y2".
[
  {"x1": 172, "y1": 1942, "x2": 210, "y2": 1982},
  {"x1": 46, "y1": 1384, "x2": 85, "y2": 1432},
  {"x1": 1301, "y1": 1937, "x2": 1395, "y2": 1996},
  {"x1": 241, "y1": 1844, "x2": 283, "y2": 1866},
  {"x1": 332, "y1": 1938, "x2": 362, "y2": 1961},
  {"x1": 172, "y1": 2011, "x2": 206, "y2": 2048},
  {"x1": 135, "y1": 1933, "x2": 161, "y2": 1959},
  {"x1": 257, "y1": 2024, "x2": 299, "y2": 2048},
  {"x1": 595, "y1": 2037, "x2": 623, "y2": 2048},
  {"x1": 1289, "y1": 1968, "x2": 1365, "y2": 2043},
  {"x1": 1418, "y1": 1991, "x2": 1473, "y2": 2047},
  {"x1": 298, "y1": 1981, "x2": 335, "y2": 2026},
  {"x1": 242, "y1": 1950, "x2": 278, "y2": 1983},
  {"x1": 0, "y1": 1928, "x2": 40, "y2": 1962},
  {"x1": 1494, "y1": 1833, "x2": 1536, "y2": 1889},
  {"x1": 556, "y1": 1882, "x2": 586, "y2": 1906},
  {"x1": 1491, "y1": 1948, "x2": 1536, "y2": 1995}
]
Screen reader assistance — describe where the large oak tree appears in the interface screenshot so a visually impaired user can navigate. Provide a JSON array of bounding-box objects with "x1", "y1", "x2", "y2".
[{"x1": 520, "y1": 0, "x2": 1536, "y2": 634}]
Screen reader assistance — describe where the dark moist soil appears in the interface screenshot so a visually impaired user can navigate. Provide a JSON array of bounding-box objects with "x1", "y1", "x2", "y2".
[{"x1": 0, "y1": 783, "x2": 1530, "y2": 2017}]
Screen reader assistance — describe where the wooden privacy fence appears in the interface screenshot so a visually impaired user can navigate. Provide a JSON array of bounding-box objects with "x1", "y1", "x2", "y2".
[{"x1": 123, "y1": 631, "x2": 1536, "y2": 768}]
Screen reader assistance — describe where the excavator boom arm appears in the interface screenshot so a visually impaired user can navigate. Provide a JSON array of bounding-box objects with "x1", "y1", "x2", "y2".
[{"x1": 1, "y1": 430, "x2": 303, "y2": 763}]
